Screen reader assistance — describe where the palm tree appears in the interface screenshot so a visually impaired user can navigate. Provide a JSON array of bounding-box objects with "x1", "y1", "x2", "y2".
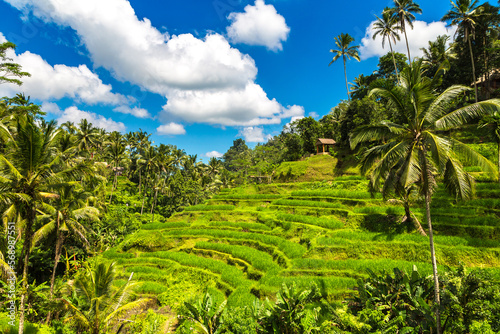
[
  {"x1": 0, "y1": 115, "x2": 65, "y2": 334},
  {"x1": 63, "y1": 262, "x2": 150, "y2": 334},
  {"x1": 33, "y1": 184, "x2": 99, "y2": 296},
  {"x1": 420, "y1": 35, "x2": 455, "y2": 74},
  {"x1": 373, "y1": 8, "x2": 402, "y2": 82},
  {"x1": 350, "y1": 60, "x2": 500, "y2": 334},
  {"x1": 105, "y1": 132, "x2": 127, "y2": 203},
  {"x1": 76, "y1": 119, "x2": 98, "y2": 158},
  {"x1": 177, "y1": 292, "x2": 227, "y2": 334},
  {"x1": 442, "y1": 0, "x2": 481, "y2": 102},
  {"x1": 329, "y1": 33, "x2": 360, "y2": 100},
  {"x1": 387, "y1": 0, "x2": 422, "y2": 65}
]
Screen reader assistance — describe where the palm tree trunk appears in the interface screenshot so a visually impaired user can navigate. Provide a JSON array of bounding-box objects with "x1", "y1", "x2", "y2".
[
  {"x1": 402, "y1": 201, "x2": 426, "y2": 236},
  {"x1": 49, "y1": 232, "x2": 64, "y2": 296},
  {"x1": 388, "y1": 40, "x2": 400, "y2": 83},
  {"x1": 150, "y1": 188, "x2": 158, "y2": 223},
  {"x1": 425, "y1": 189, "x2": 442, "y2": 334},
  {"x1": 46, "y1": 227, "x2": 65, "y2": 324},
  {"x1": 139, "y1": 171, "x2": 142, "y2": 194},
  {"x1": 109, "y1": 164, "x2": 118, "y2": 204},
  {"x1": 140, "y1": 195, "x2": 145, "y2": 215},
  {"x1": 468, "y1": 33, "x2": 478, "y2": 103},
  {"x1": 343, "y1": 55, "x2": 349, "y2": 100},
  {"x1": 498, "y1": 141, "x2": 500, "y2": 185},
  {"x1": 421, "y1": 153, "x2": 442, "y2": 334},
  {"x1": 402, "y1": 21, "x2": 412, "y2": 66},
  {"x1": 19, "y1": 205, "x2": 36, "y2": 334}
]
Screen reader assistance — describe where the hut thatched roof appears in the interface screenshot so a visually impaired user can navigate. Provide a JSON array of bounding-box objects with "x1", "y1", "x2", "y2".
[{"x1": 316, "y1": 138, "x2": 336, "y2": 145}]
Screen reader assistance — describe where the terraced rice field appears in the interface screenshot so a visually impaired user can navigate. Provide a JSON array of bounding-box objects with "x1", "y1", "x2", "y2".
[{"x1": 102, "y1": 177, "x2": 500, "y2": 308}]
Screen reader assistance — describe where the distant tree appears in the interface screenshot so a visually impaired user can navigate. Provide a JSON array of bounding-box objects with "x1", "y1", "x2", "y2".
[
  {"x1": 0, "y1": 41, "x2": 30, "y2": 85},
  {"x1": 373, "y1": 8, "x2": 402, "y2": 82},
  {"x1": 421, "y1": 35, "x2": 454, "y2": 71},
  {"x1": 329, "y1": 33, "x2": 360, "y2": 100},
  {"x1": 295, "y1": 117, "x2": 322, "y2": 154},
  {"x1": 349, "y1": 73, "x2": 378, "y2": 100},
  {"x1": 7, "y1": 93, "x2": 46, "y2": 120},
  {"x1": 442, "y1": 0, "x2": 481, "y2": 102},
  {"x1": 338, "y1": 96, "x2": 387, "y2": 146},
  {"x1": 378, "y1": 52, "x2": 408, "y2": 80},
  {"x1": 76, "y1": 119, "x2": 98, "y2": 158},
  {"x1": 387, "y1": 0, "x2": 422, "y2": 65},
  {"x1": 223, "y1": 138, "x2": 250, "y2": 172}
]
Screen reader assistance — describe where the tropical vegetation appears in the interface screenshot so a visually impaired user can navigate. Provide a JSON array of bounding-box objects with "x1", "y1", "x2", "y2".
[{"x1": 1, "y1": 1, "x2": 500, "y2": 333}]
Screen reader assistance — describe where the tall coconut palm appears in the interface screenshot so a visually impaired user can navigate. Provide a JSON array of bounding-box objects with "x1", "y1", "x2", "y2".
[
  {"x1": 388, "y1": 0, "x2": 422, "y2": 65},
  {"x1": 420, "y1": 35, "x2": 455, "y2": 73},
  {"x1": 373, "y1": 8, "x2": 402, "y2": 82},
  {"x1": 442, "y1": 0, "x2": 481, "y2": 102},
  {"x1": 105, "y1": 132, "x2": 127, "y2": 203},
  {"x1": 350, "y1": 60, "x2": 500, "y2": 334},
  {"x1": 33, "y1": 184, "x2": 99, "y2": 296},
  {"x1": 329, "y1": 33, "x2": 360, "y2": 100},
  {"x1": 76, "y1": 119, "x2": 98, "y2": 158},
  {"x1": 0, "y1": 116, "x2": 65, "y2": 334}
]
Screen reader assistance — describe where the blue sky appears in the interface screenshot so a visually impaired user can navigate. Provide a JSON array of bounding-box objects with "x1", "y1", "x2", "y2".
[{"x1": 0, "y1": 0, "x2": 461, "y2": 160}]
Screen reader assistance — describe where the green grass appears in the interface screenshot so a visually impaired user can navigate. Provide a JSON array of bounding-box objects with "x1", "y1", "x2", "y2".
[
  {"x1": 212, "y1": 194, "x2": 283, "y2": 200},
  {"x1": 291, "y1": 189, "x2": 380, "y2": 199},
  {"x1": 184, "y1": 204, "x2": 235, "y2": 211},
  {"x1": 206, "y1": 221, "x2": 272, "y2": 231},
  {"x1": 277, "y1": 213, "x2": 344, "y2": 229},
  {"x1": 141, "y1": 222, "x2": 190, "y2": 230},
  {"x1": 195, "y1": 241, "x2": 281, "y2": 273},
  {"x1": 164, "y1": 228, "x2": 307, "y2": 258},
  {"x1": 273, "y1": 198, "x2": 347, "y2": 209},
  {"x1": 144, "y1": 251, "x2": 254, "y2": 289}
]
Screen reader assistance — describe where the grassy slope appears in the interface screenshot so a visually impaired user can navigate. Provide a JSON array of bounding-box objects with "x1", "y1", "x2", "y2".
[{"x1": 103, "y1": 154, "x2": 500, "y2": 311}]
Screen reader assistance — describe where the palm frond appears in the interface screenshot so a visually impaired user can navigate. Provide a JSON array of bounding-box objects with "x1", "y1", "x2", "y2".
[
  {"x1": 367, "y1": 140, "x2": 412, "y2": 190},
  {"x1": 423, "y1": 131, "x2": 452, "y2": 171},
  {"x1": 104, "y1": 298, "x2": 152, "y2": 327},
  {"x1": 435, "y1": 99, "x2": 500, "y2": 130},
  {"x1": 443, "y1": 157, "x2": 474, "y2": 200},
  {"x1": 449, "y1": 138, "x2": 497, "y2": 175},
  {"x1": 350, "y1": 121, "x2": 406, "y2": 149},
  {"x1": 426, "y1": 85, "x2": 471, "y2": 124},
  {"x1": 31, "y1": 221, "x2": 56, "y2": 250}
]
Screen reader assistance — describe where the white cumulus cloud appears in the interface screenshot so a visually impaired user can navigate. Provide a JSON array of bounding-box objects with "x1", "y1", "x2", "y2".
[
  {"x1": 0, "y1": 32, "x2": 6, "y2": 43},
  {"x1": 227, "y1": 0, "x2": 290, "y2": 51},
  {"x1": 239, "y1": 126, "x2": 271, "y2": 143},
  {"x1": 160, "y1": 83, "x2": 304, "y2": 127},
  {"x1": 205, "y1": 151, "x2": 223, "y2": 158},
  {"x1": 0, "y1": 48, "x2": 128, "y2": 105},
  {"x1": 359, "y1": 20, "x2": 457, "y2": 60},
  {"x1": 157, "y1": 122, "x2": 186, "y2": 135},
  {"x1": 4, "y1": 0, "x2": 302, "y2": 128},
  {"x1": 113, "y1": 105, "x2": 151, "y2": 118},
  {"x1": 57, "y1": 106, "x2": 126, "y2": 132},
  {"x1": 4, "y1": 0, "x2": 256, "y2": 93},
  {"x1": 41, "y1": 101, "x2": 62, "y2": 115}
]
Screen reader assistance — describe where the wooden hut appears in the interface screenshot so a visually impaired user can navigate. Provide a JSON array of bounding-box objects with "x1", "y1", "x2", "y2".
[{"x1": 315, "y1": 138, "x2": 336, "y2": 155}]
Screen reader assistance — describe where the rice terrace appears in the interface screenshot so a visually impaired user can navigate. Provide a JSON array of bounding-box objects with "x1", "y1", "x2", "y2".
[{"x1": 1, "y1": 0, "x2": 500, "y2": 333}]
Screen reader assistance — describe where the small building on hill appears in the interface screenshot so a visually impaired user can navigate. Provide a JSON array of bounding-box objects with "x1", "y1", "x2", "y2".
[{"x1": 315, "y1": 138, "x2": 336, "y2": 155}]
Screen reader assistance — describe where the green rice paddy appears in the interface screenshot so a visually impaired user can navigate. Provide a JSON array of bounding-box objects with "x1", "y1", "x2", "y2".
[{"x1": 104, "y1": 171, "x2": 500, "y2": 308}]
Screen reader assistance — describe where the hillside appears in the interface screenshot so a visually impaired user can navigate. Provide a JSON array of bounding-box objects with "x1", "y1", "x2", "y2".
[{"x1": 102, "y1": 156, "x2": 500, "y2": 320}]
